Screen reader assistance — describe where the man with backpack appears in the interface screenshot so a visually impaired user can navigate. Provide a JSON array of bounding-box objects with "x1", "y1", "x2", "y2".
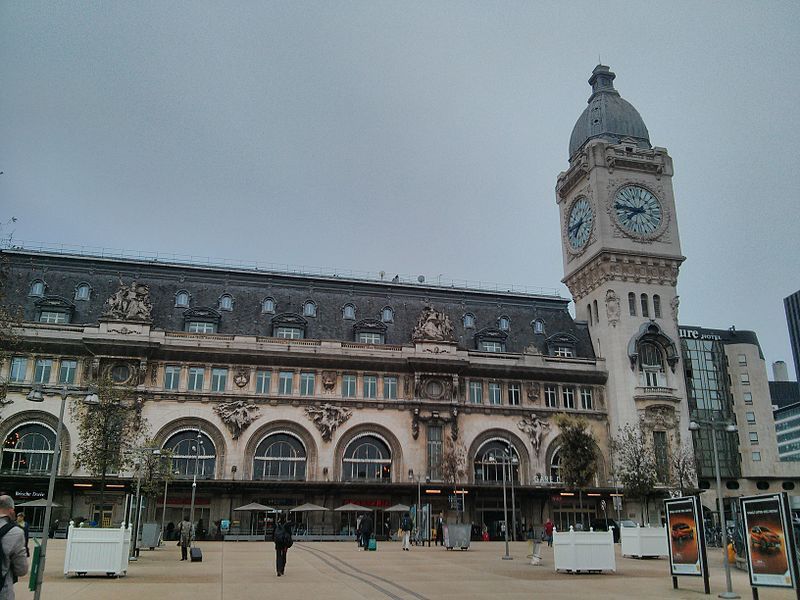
[
  {"x1": 400, "y1": 513, "x2": 413, "y2": 551},
  {"x1": 0, "y1": 495, "x2": 28, "y2": 600},
  {"x1": 273, "y1": 518, "x2": 293, "y2": 577},
  {"x1": 359, "y1": 513, "x2": 373, "y2": 550}
]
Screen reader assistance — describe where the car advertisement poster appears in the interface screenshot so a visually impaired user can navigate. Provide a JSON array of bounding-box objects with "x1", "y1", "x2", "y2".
[
  {"x1": 740, "y1": 493, "x2": 797, "y2": 589},
  {"x1": 664, "y1": 496, "x2": 706, "y2": 577}
]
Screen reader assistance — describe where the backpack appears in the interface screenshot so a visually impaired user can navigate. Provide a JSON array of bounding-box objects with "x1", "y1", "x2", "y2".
[
  {"x1": 401, "y1": 516, "x2": 412, "y2": 532},
  {"x1": 275, "y1": 524, "x2": 293, "y2": 548},
  {"x1": 0, "y1": 521, "x2": 19, "y2": 590}
]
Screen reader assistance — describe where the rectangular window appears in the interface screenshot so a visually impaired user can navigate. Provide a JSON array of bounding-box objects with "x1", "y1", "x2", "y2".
[
  {"x1": 278, "y1": 371, "x2": 294, "y2": 395},
  {"x1": 479, "y1": 341, "x2": 504, "y2": 352},
  {"x1": 38, "y1": 311, "x2": 67, "y2": 324},
  {"x1": 641, "y1": 295, "x2": 650, "y2": 318},
  {"x1": 427, "y1": 425, "x2": 443, "y2": 481},
  {"x1": 554, "y1": 346, "x2": 574, "y2": 358},
  {"x1": 211, "y1": 368, "x2": 228, "y2": 392},
  {"x1": 469, "y1": 381, "x2": 483, "y2": 404},
  {"x1": 300, "y1": 372, "x2": 315, "y2": 396},
  {"x1": 740, "y1": 373, "x2": 750, "y2": 384},
  {"x1": 187, "y1": 367, "x2": 205, "y2": 391},
  {"x1": 255, "y1": 370, "x2": 271, "y2": 394},
  {"x1": 653, "y1": 431, "x2": 669, "y2": 481},
  {"x1": 342, "y1": 374, "x2": 357, "y2": 398},
  {"x1": 358, "y1": 332, "x2": 383, "y2": 344},
  {"x1": 738, "y1": 354, "x2": 747, "y2": 366},
  {"x1": 743, "y1": 392, "x2": 753, "y2": 404},
  {"x1": 187, "y1": 321, "x2": 216, "y2": 333},
  {"x1": 746, "y1": 411, "x2": 756, "y2": 424},
  {"x1": 562, "y1": 386, "x2": 575, "y2": 409},
  {"x1": 10, "y1": 356, "x2": 27, "y2": 382},
  {"x1": 383, "y1": 376, "x2": 397, "y2": 400},
  {"x1": 58, "y1": 359, "x2": 78, "y2": 384},
  {"x1": 580, "y1": 387, "x2": 593, "y2": 410},
  {"x1": 749, "y1": 432, "x2": 759, "y2": 445},
  {"x1": 488, "y1": 382, "x2": 502, "y2": 405},
  {"x1": 164, "y1": 365, "x2": 181, "y2": 390},
  {"x1": 34, "y1": 359, "x2": 53, "y2": 384},
  {"x1": 544, "y1": 384, "x2": 558, "y2": 408},
  {"x1": 363, "y1": 375, "x2": 377, "y2": 399},
  {"x1": 507, "y1": 383, "x2": 521, "y2": 406},
  {"x1": 275, "y1": 327, "x2": 303, "y2": 339},
  {"x1": 751, "y1": 451, "x2": 761, "y2": 462}
]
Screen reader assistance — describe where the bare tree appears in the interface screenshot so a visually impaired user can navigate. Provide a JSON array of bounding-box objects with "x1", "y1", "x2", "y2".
[
  {"x1": 670, "y1": 441, "x2": 697, "y2": 496},
  {"x1": 554, "y1": 414, "x2": 598, "y2": 526},
  {"x1": 137, "y1": 440, "x2": 175, "y2": 521},
  {"x1": 612, "y1": 423, "x2": 658, "y2": 524}
]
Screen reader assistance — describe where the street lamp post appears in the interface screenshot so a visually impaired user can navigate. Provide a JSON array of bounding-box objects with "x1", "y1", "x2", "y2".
[
  {"x1": 489, "y1": 452, "x2": 516, "y2": 560},
  {"x1": 26, "y1": 384, "x2": 95, "y2": 600},
  {"x1": 408, "y1": 469, "x2": 425, "y2": 546},
  {"x1": 689, "y1": 418, "x2": 740, "y2": 600},
  {"x1": 188, "y1": 428, "x2": 202, "y2": 544},
  {"x1": 507, "y1": 440, "x2": 517, "y2": 541}
]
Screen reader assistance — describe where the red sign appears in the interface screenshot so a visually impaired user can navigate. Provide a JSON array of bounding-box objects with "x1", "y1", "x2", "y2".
[{"x1": 343, "y1": 498, "x2": 390, "y2": 507}]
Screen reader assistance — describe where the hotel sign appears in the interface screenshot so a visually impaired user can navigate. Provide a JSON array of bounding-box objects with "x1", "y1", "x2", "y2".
[{"x1": 678, "y1": 328, "x2": 721, "y2": 341}]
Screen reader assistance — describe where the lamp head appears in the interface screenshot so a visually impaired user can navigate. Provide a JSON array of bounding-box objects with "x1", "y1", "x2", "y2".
[
  {"x1": 688, "y1": 421, "x2": 700, "y2": 431},
  {"x1": 83, "y1": 393, "x2": 100, "y2": 405}
]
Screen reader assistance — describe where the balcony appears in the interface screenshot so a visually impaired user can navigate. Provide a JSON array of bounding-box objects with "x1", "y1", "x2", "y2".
[{"x1": 633, "y1": 386, "x2": 679, "y2": 403}]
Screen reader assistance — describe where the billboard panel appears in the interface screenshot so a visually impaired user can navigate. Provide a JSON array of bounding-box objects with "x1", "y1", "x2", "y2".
[
  {"x1": 740, "y1": 493, "x2": 797, "y2": 589},
  {"x1": 664, "y1": 496, "x2": 706, "y2": 577}
]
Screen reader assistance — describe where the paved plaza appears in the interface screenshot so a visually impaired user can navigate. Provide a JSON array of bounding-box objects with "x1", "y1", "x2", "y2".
[{"x1": 15, "y1": 539, "x2": 798, "y2": 600}]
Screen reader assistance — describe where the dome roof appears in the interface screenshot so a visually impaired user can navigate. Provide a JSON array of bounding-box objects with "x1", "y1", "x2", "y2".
[{"x1": 568, "y1": 65, "x2": 651, "y2": 159}]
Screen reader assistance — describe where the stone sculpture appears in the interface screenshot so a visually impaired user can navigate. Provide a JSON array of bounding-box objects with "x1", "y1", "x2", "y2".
[
  {"x1": 103, "y1": 280, "x2": 153, "y2": 322},
  {"x1": 518, "y1": 413, "x2": 550, "y2": 457},
  {"x1": 605, "y1": 289, "x2": 620, "y2": 327},
  {"x1": 305, "y1": 403, "x2": 352, "y2": 441},
  {"x1": 214, "y1": 400, "x2": 261, "y2": 439},
  {"x1": 412, "y1": 306, "x2": 454, "y2": 342}
]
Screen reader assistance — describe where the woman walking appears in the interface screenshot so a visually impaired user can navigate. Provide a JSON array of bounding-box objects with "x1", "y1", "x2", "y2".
[{"x1": 273, "y1": 518, "x2": 293, "y2": 576}]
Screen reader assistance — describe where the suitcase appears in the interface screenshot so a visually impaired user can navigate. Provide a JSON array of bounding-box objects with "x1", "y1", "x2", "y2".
[
  {"x1": 190, "y1": 547, "x2": 203, "y2": 562},
  {"x1": 367, "y1": 537, "x2": 377, "y2": 551}
]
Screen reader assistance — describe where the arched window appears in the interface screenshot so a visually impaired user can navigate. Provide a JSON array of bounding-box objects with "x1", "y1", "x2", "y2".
[
  {"x1": 262, "y1": 297, "x2": 275, "y2": 314},
  {"x1": 1, "y1": 423, "x2": 57, "y2": 474},
  {"x1": 587, "y1": 304, "x2": 592, "y2": 325},
  {"x1": 593, "y1": 300, "x2": 599, "y2": 324},
  {"x1": 532, "y1": 319, "x2": 545, "y2": 335},
  {"x1": 473, "y1": 439, "x2": 519, "y2": 483},
  {"x1": 303, "y1": 301, "x2": 317, "y2": 318},
  {"x1": 463, "y1": 313, "x2": 475, "y2": 329},
  {"x1": 342, "y1": 435, "x2": 391, "y2": 481},
  {"x1": 640, "y1": 294, "x2": 649, "y2": 318},
  {"x1": 381, "y1": 306, "x2": 394, "y2": 323},
  {"x1": 219, "y1": 294, "x2": 234, "y2": 311},
  {"x1": 163, "y1": 430, "x2": 216, "y2": 479},
  {"x1": 29, "y1": 280, "x2": 45, "y2": 297},
  {"x1": 628, "y1": 292, "x2": 636, "y2": 316},
  {"x1": 498, "y1": 316, "x2": 510, "y2": 331},
  {"x1": 653, "y1": 295, "x2": 662, "y2": 319},
  {"x1": 253, "y1": 433, "x2": 306, "y2": 481},
  {"x1": 550, "y1": 449, "x2": 561, "y2": 482},
  {"x1": 639, "y1": 342, "x2": 665, "y2": 387},
  {"x1": 342, "y1": 304, "x2": 356, "y2": 320},
  {"x1": 74, "y1": 283, "x2": 91, "y2": 301},
  {"x1": 175, "y1": 290, "x2": 190, "y2": 308}
]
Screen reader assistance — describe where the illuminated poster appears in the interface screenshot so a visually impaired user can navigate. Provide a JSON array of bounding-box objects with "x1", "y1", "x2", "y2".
[
  {"x1": 740, "y1": 493, "x2": 798, "y2": 589},
  {"x1": 664, "y1": 496, "x2": 706, "y2": 577}
]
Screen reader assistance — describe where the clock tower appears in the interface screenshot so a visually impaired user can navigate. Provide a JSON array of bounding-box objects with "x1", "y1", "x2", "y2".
[{"x1": 556, "y1": 65, "x2": 691, "y2": 469}]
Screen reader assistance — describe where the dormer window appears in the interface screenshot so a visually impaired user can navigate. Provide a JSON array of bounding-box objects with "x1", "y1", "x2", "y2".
[
  {"x1": 474, "y1": 327, "x2": 508, "y2": 353},
  {"x1": 262, "y1": 297, "x2": 275, "y2": 314},
  {"x1": 175, "y1": 290, "x2": 190, "y2": 308},
  {"x1": 34, "y1": 296, "x2": 74, "y2": 324},
  {"x1": 532, "y1": 319, "x2": 545, "y2": 335},
  {"x1": 546, "y1": 333, "x2": 578, "y2": 358},
  {"x1": 29, "y1": 280, "x2": 45, "y2": 297},
  {"x1": 463, "y1": 313, "x2": 475, "y2": 329},
  {"x1": 303, "y1": 301, "x2": 317, "y2": 318},
  {"x1": 271, "y1": 313, "x2": 308, "y2": 339},
  {"x1": 381, "y1": 306, "x2": 394, "y2": 323},
  {"x1": 498, "y1": 316, "x2": 510, "y2": 331},
  {"x1": 479, "y1": 340, "x2": 505, "y2": 352},
  {"x1": 184, "y1": 307, "x2": 222, "y2": 334},
  {"x1": 342, "y1": 303, "x2": 356, "y2": 320},
  {"x1": 219, "y1": 294, "x2": 234, "y2": 311},
  {"x1": 74, "y1": 283, "x2": 91, "y2": 301},
  {"x1": 353, "y1": 319, "x2": 387, "y2": 345},
  {"x1": 554, "y1": 346, "x2": 574, "y2": 358}
]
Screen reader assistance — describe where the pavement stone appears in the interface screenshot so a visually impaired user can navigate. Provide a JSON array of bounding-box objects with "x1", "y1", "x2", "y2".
[{"x1": 12, "y1": 539, "x2": 798, "y2": 600}]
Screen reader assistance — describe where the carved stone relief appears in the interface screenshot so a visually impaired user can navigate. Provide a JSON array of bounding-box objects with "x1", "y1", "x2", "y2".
[
  {"x1": 526, "y1": 382, "x2": 540, "y2": 404},
  {"x1": 305, "y1": 404, "x2": 352, "y2": 442},
  {"x1": 518, "y1": 413, "x2": 550, "y2": 457},
  {"x1": 0, "y1": 394, "x2": 13, "y2": 422},
  {"x1": 320, "y1": 371, "x2": 337, "y2": 393},
  {"x1": 233, "y1": 368, "x2": 250, "y2": 388},
  {"x1": 412, "y1": 306, "x2": 454, "y2": 342},
  {"x1": 671, "y1": 296, "x2": 680, "y2": 323},
  {"x1": 411, "y1": 406, "x2": 459, "y2": 441},
  {"x1": 214, "y1": 400, "x2": 261, "y2": 439},
  {"x1": 102, "y1": 279, "x2": 153, "y2": 322},
  {"x1": 605, "y1": 289, "x2": 620, "y2": 327}
]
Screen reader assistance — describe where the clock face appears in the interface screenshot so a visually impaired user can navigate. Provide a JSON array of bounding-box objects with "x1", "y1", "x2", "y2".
[
  {"x1": 613, "y1": 185, "x2": 663, "y2": 236},
  {"x1": 567, "y1": 197, "x2": 593, "y2": 250}
]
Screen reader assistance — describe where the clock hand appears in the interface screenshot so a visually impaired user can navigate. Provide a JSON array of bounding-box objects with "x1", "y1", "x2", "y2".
[{"x1": 568, "y1": 219, "x2": 584, "y2": 234}]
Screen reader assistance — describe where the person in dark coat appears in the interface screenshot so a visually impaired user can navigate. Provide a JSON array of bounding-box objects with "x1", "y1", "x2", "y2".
[
  {"x1": 359, "y1": 513, "x2": 373, "y2": 550},
  {"x1": 273, "y1": 518, "x2": 292, "y2": 576},
  {"x1": 435, "y1": 513, "x2": 444, "y2": 547}
]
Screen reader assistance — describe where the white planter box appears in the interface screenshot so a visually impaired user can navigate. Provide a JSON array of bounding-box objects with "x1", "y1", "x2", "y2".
[
  {"x1": 553, "y1": 527, "x2": 616, "y2": 573},
  {"x1": 64, "y1": 522, "x2": 131, "y2": 577},
  {"x1": 620, "y1": 525, "x2": 668, "y2": 558}
]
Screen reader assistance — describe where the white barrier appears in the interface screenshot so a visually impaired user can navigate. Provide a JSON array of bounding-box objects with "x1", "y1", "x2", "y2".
[
  {"x1": 553, "y1": 526, "x2": 616, "y2": 573},
  {"x1": 64, "y1": 521, "x2": 131, "y2": 577},
  {"x1": 620, "y1": 524, "x2": 668, "y2": 558}
]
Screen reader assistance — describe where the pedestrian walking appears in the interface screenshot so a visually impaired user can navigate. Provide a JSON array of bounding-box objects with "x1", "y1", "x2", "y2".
[
  {"x1": 273, "y1": 519, "x2": 293, "y2": 576},
  {"x1": 355, "y1": 514, "x2": 363, "y2": 548},
  {"x1": 400, "y1": 513, "x2": 412, "y2": 551},
  {"x1": 13, "y1": 514, "x2": 28, "y2": 558},
  {"x1": 544, "y1": 518, "x2": 554, "y2": 547},
  {"x1": 178, "y1": 516, "x2": 193, "y2": 561},
  {"x1": 359, "y1": 513, "x2": 373, "y2": 550},
  {"x1": 0, "y1": 495, "x2": 29, "y2": 600},
  {"x1": 435, "y1": 513, "x2": 444, "y2": 547}
]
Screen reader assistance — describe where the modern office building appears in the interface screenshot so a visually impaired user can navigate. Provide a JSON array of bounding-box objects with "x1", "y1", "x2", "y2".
[
  {"x1": 775, "y1": 402, "x2": 800, "y2": 462},
  {"x1": 785, "y1": 290, "x2": 800, "y2": 381}
]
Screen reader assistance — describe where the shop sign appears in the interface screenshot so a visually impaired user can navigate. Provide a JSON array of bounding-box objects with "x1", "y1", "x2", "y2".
[
  {"x1": 740, "y1": 492, "x2": 798, "y2": 590},
  {"x1": 14, "y1": 490, "x2": 46, "y2": 500},
  {"x1": 664, "y1": 496, "x2": 708, "y2": 582},
  {"x1": 343, "y1": 498, "x2": 390, "y2": 508}
]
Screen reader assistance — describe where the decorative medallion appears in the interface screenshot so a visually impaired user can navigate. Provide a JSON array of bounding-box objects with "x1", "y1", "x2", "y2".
[
  {"x1": 526, "y1": 382, "x2": 540, "y2": 403},
  {"x1": 214, "y1": 400, "x2": 261, "y2": 439},
  {"x1": 233, "y1": 368, "x2": 250, "y2": 388},
  {"x1": 304, "y1": 404, "x2": 352, "y2": 442},
  {"x1": 605, "y1": 289, "x2": 620, "y2": 327},
  {"x1": 320, "y1": 371, "x2": 337, "y2": 393}
]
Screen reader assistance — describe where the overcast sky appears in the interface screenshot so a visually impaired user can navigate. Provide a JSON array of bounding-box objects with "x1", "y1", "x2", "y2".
[{"x1": 2, "y1": 2, "x2": 799, "y2": 379}]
